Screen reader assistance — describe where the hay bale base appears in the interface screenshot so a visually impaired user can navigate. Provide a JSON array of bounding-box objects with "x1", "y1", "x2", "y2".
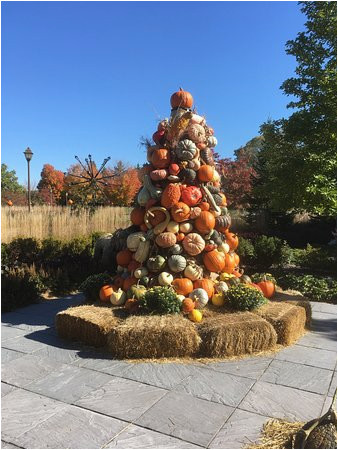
[
  {"x1": 273, "y1": 288, "x2": 312, "y2": 327},
  {"x1": 197, "y1": 312, "x2": 278, "y2": 358},
  {"x1": 246, "y1": 419, "x2": 305, "y2": 449},
  {"x1": 108, "y1": 315, "x2": 201, "y2": 359},
  {"x1": 56, "y1": 305, "x2": 120, "y2": 347},
  {"x1": 255, "y1": 302, "x2": 306, "y2": 345},
  {"x1": 55, "y1": 291, "x2": 311, "y2": 360}
]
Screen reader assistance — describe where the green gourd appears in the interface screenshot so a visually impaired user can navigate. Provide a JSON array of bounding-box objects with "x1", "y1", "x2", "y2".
[{"x1": 168, "y1": 255, "x2": 187, "y2": 273}]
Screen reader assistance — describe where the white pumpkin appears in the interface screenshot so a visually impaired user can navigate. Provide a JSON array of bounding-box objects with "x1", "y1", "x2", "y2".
[
  {"x1": 189, "y1": 288, "x2": 209, "y2": 309},
  {"x1": 134, "y1": 239, "x2": 151, "y2": 263},
  {"x1": 215, "y1": 281, "x2": 229, "y2": 294},
  {"x1": 218, "y1": 242, "x2": 230, "y2": 254},
  {"x1": 110, "y1": 288, "x2": 127, "y2": 306},
  {"x1": 179, "y1": 222, "x2": 193, "y2": 233},
  {"x1": 177, "y1": 294, "x2": 185, "y2": 303},
  {"x1": 167, "y1": 221, "x2": 180, "y2": 233},
  {"x1": 134, "y1": 267, "x2": 148, "y2": 279},
  {"x1": 212, "y1": 170, "x2": 221, "y2": 182},
  {"x1": 190, "y1": 114, "x2": 205, "y2": 125},
  {"x1": 127, "y1": 232, "x2": 146, "y2": 252},
  {"x1": 158, "y1": 272, "x2": 173, "y2": 286},
  {"x1": 184, "y1": 263, "x2": 203, "y2": 281}
]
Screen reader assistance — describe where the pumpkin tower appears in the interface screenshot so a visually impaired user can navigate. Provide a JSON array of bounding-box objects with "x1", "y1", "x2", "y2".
[{"x1": 114, "y1": 88, "x2": 240, "y2": 316}]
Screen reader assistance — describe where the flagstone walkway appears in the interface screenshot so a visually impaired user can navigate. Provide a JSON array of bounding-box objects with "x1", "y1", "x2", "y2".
[{"x1": 1, "y1": 295, "x2": 337, "y2": 449}]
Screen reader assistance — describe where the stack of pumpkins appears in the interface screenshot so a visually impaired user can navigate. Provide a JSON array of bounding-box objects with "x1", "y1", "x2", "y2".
[{"x1": 107, "y1": 88, "x2": 242, "y2": 321}]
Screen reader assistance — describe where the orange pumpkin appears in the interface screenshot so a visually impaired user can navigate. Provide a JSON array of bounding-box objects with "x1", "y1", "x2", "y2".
[
  {"x1": 233, "y1": 252, "x2": 240, "y2": 266},
  {"x1": 171, "y1": 202, "x2": 190, "y2": 222},
  {"x1": 193, "y1": 279, "x2": 214, "y2": 299},
  {"x1": 172, "y1": 278, "x2": 194, "y2": 296},
  {"x1": 125, "y1": 298, "x2": 139, "y2": 313},
  {"x1": 249, "y1": 283, "x2": 264, "y2": 294},
  {"x1": 123, "y1": 276, "x2": 137, "y2": 292},
  {"x1": 161, "y1": 183, "x2": 181, "y2": 209},
  {"x1": 194, "y1": 211, "x2": 215, "y2": 234},
  {"x1": 182, "y1": 298, "x2": 196, "y2": 313},
  {"x1": 130, "y1": 207, "x2": 145, "y2": 226},
  {"x1": 257, "y1": 280, "x2": 275, "y2": 298},
  {"x1": 222, "y1": 253, "x2": 237, "y2": 274},
  {"x1": 232, "y1": 269, "x2": 242, "y2": 278},
  {"x1": 148, "y1": 209, "x2": 167, "y2": 227},
  {"x1": 199, "y1": 202, "x2": 210, "y2": 211},
  {"x1": 170, "y1": 88, "x2": 194, "y2": 109},
  {"x1": 99, "y1": 285, "x2": 114, "y2": 302},
  {"x1": 203, "y1": 250, "x2": 225, "y2": 272},
  {"x1": 225, "y1": 230, "x2": 239, "y2": 251},
  {"x1": 176, "y1": 232, "x2": 185, "y2": 242},
  {"x1": 116, "y1": 249, "x2": 133, "y2": 267},
  {"x1": 197, "y1": 165, "x2": 215, "y2": 182},
  {"x1": 216, "y1": 225, "x2": 229, "y2": 234},
  {"x1": 151, "y1": 148, "x2": 171, "y2": 169}
]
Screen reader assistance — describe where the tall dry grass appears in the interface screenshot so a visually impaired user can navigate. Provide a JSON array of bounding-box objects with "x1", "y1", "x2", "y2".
[{"x1": 1, "y1": 206, "x2": 132, "y2": 242}]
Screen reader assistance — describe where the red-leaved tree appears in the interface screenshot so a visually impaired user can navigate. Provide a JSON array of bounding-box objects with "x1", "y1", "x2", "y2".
[{"x1": 37, "y1": 164, "x2": 65, "y2": 205}]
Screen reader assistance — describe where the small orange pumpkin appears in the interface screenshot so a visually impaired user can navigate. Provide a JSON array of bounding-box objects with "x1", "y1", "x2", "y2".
[
  {"x1": 130, "y1": 207, "x2": 145, "y2": 226},
  {"x1": 116, "y1": 249, "x2": 133, "y2": 267},
  {"x1": 199, "y1": 202, "x2": 210, "y2": 211},
  {"x1": 193, "y1": 279, "x2": 214, "y2": 299},
  {"x1": 148, "y1": 209, "x2": 167, "y2": 227},
  {"x1": 222, "y1": 253, "x2": 237, "y2": 274},
  {"x1": 257, "y1": 280, "x2": 275, "y2": 298},
  {"x1": 176, "y1": 232, "x2": 185, "y2": 242},
  {"x1": 151, "y1": 148, "x2": 171, "y2": 169},
  {"x1": 172, "y1": 278, "x2": 194, "y2": 296},
  {"x1": 233, "y1": 252, "x2": 240, "y2": 266},
  {"x1": 161, "y1": 183, "x2": 181, "y2": 209},
  {"x1": 182, "y1": 298, "x2": 196, "y2": 313},
  {"x1": 197, "y1": 165, "x2": 215, "y2": 182},
  {"x1": 99, "y1": 285, "x2": 114, "y2": 302},
  {"x1": 225, "y1": 230, "x2": 239, "y2": 251},
  {"x1": 170, "y1": 88, "x2": 194, "y2": 109},
  {"x1": 203, "y1": 250, "x2": 225, "y2": 272},
  {"x1": 171, "y1": 202, "x2": 190, "y2": 222},
  {"x1": 194, "y1": 211, "x2": 215, "y2": 234}
]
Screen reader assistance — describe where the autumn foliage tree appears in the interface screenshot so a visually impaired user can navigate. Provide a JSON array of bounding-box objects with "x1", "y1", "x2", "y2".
[
  {"x1": 37, "y1": 164, "x2": 65, "y2": 205},
  {"x1": 215, "y1": 154, "x2": 257, "y2": 209}
]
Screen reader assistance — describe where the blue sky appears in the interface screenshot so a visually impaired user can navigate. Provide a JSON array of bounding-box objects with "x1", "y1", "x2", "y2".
[{"x1": 2, "y1": 1, "x2": 305, "y2": 185}]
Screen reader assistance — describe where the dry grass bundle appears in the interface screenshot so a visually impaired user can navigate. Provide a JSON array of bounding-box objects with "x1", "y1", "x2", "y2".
[
  {"x1": 197, "y1": 312, "x2": 277, "y2": 357},
  {"x1": 56, "y1": 305, "x2": 120, "y2": 347},
  {"x1": 256, "y1": 302, "x2": 306, "y2": 345},
  {"x1": 108, "y1": 314, "x2": 201, "y2": 359},
  {"x1": 246, "y1": 419, "x2": 305, "y2": 449},
  {"x1": 283, "y1": 300, "x2": 312, "y2": 328}
]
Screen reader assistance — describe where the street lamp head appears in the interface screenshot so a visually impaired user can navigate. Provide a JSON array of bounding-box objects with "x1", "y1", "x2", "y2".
[{"x1": 24, "y1": 147, "x2": 33, "y2": 162}]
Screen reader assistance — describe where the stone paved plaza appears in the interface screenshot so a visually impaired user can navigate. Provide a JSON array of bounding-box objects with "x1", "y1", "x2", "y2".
[{"x1": 1, "y1": 295, "x2": 337, "y2": 449}]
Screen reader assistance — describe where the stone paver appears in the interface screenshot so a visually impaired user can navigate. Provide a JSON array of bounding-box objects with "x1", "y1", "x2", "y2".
[
  {"x1": 239, "y1": 381, "x2": 325, "y2": 421},
  {"x1": 75, "y1": 377, "x2": 167, "y2": 422},
  {"x1": 1, "y1": 354, "x2": 63, "y2": 388},
  {"x1": 1, "y1": 389, "x2": 67, "y2": 442},
  {"x1": 274, "y1": 344, "x2": 336, "y2": 370},
  {"x1": 27, "y1": 364, "x2": 114, "y2": 403},
  {"x1": 11, "y1": 405, "x2": 128, "y2": 449},
  {"x1": 201, "y1": 356, "x2": 272, "y2": 380},
  {"x1": 1, "y1": 383, "x2": 17, "y2": 398},
  {"x1": 104, "y1": 424, "x2": 200, "y2": 448},
  {"x1": 209, "y1": 409, "x2": 270, "y2": 449},
  {"x1": 136, "y1": 390, "x2": 234, "y2": 447},
  {"x1": 174, "y1": 366, "x2": 254, "y2": 407},
  {"x1": 261, "y1": 360, "x2": 333, "y2": 395},
  {"x1": 1, "y1": 296, "x2": 337, "y2": 448},
  {"x1": 1, "y1": 348, "x2": 25, "y2": 364}
]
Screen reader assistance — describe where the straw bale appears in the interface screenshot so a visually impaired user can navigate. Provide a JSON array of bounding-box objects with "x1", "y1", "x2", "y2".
[
  {"x1": 197, "y1": 312, "x2": 277, "y2": 358},
  {"x1": 108, "y1": 314, "x2": 201, "y2": 359},
  {"x1": 56, "y1": 305, "x2": 121, "y2": 347},
  {"x1": 246, "y1": 419, "x2": 304, "y2": 449},
  {"x1": 255, "y1": 302, "x2": 306, "y2": 345},
  {"x1": 283, "y1": 299, "x2": 312, "y2": 328}
]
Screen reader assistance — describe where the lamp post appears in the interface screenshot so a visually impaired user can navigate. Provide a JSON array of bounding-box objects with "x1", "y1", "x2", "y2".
[{"x1": 23, "y1": 147, "x2": 33, "y2": 212}]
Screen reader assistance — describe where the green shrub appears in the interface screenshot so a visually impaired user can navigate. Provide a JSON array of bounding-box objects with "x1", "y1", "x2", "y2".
[
  {"x1": 62, "y1": 237, "x2": 93, "y2": 265},
  {"x1": 237, "y1": 237, "x2": 255, "y2": 265},
  {"x1": 226, "y1": 284, "x2": 268, "y2": 311},
  {"x1": 292, "y1": 244, "x2": 336, "y2": 272},
  {"x1": 79, "y1": 273, "x2": 114, "y2": 302},
  {"x1": 6, "y1": 238, "x2": 41, "y2": 267},
  {"x1": 1, "y1": 243, "x2": 9, "y2": 267},
  {"x1": 1, "y1": 267, "x2": 45, "y2": 312},
  {"x1": 250, "y1": 273, "x2": 277, "y2": 284},
  {"x1": 140, "y1": 287, "x2": 181, "y2": 315},
  {"x1": 276, "y1": 273, "x2": 337, "y2": 303},
  {"x1": 253, "y1": 235, "x2": 293, "y2": 269},
  {"x1": 39, "y1": 238, "x2": 64, "y2": 268}
]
